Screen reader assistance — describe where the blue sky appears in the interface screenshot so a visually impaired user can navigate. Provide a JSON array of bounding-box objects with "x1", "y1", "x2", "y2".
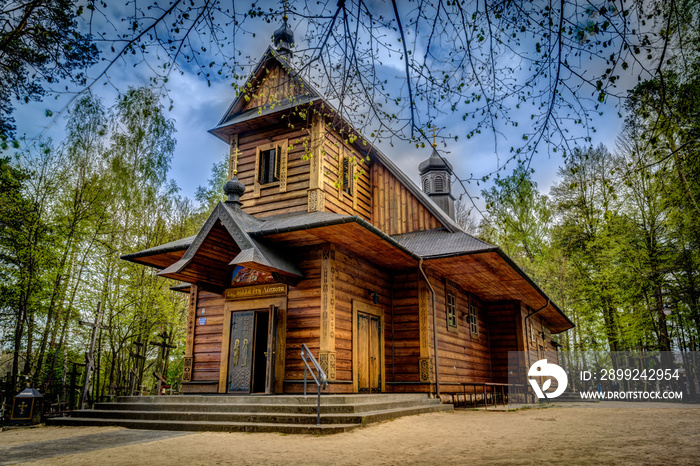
[{"x1": 11, "y1": 1, "x2": 632, "y2": 219}]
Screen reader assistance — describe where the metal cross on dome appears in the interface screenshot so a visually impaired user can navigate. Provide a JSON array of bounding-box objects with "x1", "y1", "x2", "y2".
[{"x1": 431, "y1": 125, "x2": 438, "y2": 148}]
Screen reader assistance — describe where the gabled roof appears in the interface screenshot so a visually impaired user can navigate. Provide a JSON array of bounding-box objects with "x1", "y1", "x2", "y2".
[
  {"x1": 157, "y1": 202, "x2": 302, "y2": 285},
  {"x1": 214, "y1": 46, "x2": 319, "y2": 129},
  {"x1": 209, "y1": 47, "x2": 462, "y2": 234}
]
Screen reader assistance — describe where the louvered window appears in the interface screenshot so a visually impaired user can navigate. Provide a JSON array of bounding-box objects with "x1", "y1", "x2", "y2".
[
  {"x1": 422, "y1": 177, "x2": 430, "y2": 193},
  {"x1": 434, "y1": 176, "x2": 444, "y2": 192}
]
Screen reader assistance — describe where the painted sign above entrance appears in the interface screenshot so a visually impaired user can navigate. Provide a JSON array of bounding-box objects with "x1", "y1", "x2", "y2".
[{"x1": 224, "y1": 284, "x2": 287, "y2": 300}]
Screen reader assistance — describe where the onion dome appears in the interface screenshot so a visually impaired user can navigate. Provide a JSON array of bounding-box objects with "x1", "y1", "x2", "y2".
[
  {"x1": 224, "y1": 172, "x2": 246, "y2": 205},
  {"x1": 273, "y1": 20, "x2": 294, "y2": 56},
  {"x1": 418, "y1": 148, "x2": 453, "y2": 175}
]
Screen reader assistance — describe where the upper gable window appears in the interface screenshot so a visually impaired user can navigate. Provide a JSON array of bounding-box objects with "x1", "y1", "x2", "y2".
[
  {"x1": 254, "y1": 140, "x2": 288, "y2": 198},
  {"x1": 258, "y1": 146, "x2": 280, "y2": 185}
]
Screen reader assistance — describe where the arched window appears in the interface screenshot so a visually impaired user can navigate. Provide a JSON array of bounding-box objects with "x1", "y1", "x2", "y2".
[
  {"x1": 422, "y1": 177, "x2": 430, "y2": 193},
  {"x1": 434, "y1": 175, "x2": 444, "y2": 193}
]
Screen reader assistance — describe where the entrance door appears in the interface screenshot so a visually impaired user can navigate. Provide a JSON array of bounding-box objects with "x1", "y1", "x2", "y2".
[
  {"x1": 357, "y1": 312, "x2": 382, "y2": 392},
  {"x1": 227, "y1": 308, "x2": 276, "y2": 394},
  {"x1": 227, "y1": 311, "x2": 255, "y2": 393}
]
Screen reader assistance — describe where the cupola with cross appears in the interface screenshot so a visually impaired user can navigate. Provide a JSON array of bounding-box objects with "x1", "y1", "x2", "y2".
[{"x1": 419, "y1": 127, "x2": 455, "y2": 220}]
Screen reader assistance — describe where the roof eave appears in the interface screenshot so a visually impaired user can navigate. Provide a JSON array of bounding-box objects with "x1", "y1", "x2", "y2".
[{"x1": 422, "y1": 247, "x2": 574, "y2": 333}]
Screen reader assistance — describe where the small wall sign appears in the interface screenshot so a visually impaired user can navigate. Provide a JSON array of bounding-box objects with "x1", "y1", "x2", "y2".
[
  {"x1": 224, "y1": 284, "x2": 287, "y2": 300},
  {"x1": 198, "y1": 317, "x2": 206, "y2": 325}
]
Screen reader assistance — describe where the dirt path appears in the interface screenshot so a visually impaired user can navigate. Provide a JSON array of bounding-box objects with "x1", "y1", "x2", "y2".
[{"x1": 2, "y1": 405, "x2": 699, "y2": 465}]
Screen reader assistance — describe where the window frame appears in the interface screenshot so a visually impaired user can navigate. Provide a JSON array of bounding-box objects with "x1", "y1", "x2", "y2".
[
  {"x1": 467, "y1": 304, "x2": 478, "y2": 338},
  {"x1": 258, "y1": 146, "x2": 279, "y2": 185},
  {"x1": 254, "y1": 140, "x2": 288, "y2": 197},
  {"x1": 446, "y1": 292, "x2": 457, "y2": 329}
]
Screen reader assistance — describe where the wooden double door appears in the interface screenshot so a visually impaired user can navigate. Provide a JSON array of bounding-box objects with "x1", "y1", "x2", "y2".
[
  {"x1": 227, "y1": 306, "x2": 277, "y2": 394},
  {"x1": 356, "y1": 309, "x2": 383, "y2": 393}
]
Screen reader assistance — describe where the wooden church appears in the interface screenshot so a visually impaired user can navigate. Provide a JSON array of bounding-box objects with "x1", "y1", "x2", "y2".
[{"x1": 122, "y1": 22, "x2": 573, "y2": 397}]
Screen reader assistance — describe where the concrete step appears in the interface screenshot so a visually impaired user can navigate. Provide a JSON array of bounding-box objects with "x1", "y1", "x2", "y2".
[
  {"x1": 64, "y1": 403, "x2": 450, "y2": 426},
  {"x1": 93, "y1": 398, "x2": 442, "y2": 415},
  {"x1": 47, "y1": 394, "x2": 453, "y2": 434},
  {"x1": 46, "y1": 417, "x2": 359, "y2": 435},
  {"x1": 112, "y1": 393, "x2": 430, "y2": 405}
]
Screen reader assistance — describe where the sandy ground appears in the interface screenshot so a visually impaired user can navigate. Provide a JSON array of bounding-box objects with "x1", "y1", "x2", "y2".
[{"x1": 2, "y1": 404, "x2": 699, "y2": 465}]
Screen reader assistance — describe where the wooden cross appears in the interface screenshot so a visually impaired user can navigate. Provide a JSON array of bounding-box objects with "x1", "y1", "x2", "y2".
[
  {"x1": 129, "y1": 337, "x2": 147, "y2": 396},
  {"x1": 150, "y1": 332, "x2": 176, "y2": 395},
  {"x1": 79, "y1": 301, "x2": 111, "y2": 409}
]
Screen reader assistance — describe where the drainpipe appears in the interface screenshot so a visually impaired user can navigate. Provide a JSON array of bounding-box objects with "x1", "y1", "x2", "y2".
[
  {"x1": 418, "y1": 259, "x2": 440, "y2": 398},
  {"x1": 524, "y1": 299, "x2": 550, "y2": 375}
]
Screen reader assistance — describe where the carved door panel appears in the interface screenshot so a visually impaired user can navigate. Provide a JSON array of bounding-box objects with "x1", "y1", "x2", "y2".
[
  {"x1": 357, "y1": 312, "x2": 382, "y2": 393},
  {"x1": 228, "y1": 311, "x2": 255, "y2": 393}
]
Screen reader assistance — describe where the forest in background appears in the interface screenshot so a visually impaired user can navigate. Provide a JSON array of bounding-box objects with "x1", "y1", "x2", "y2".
[
  {"x1": 0, "y1": 88, "x2": 216, "y2": 402},
  {"x1": 471, "y1": 68, "x2": 699, "y2": 357}
]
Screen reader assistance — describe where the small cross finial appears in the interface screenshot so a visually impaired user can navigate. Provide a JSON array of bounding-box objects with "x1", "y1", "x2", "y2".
[
  {"x1": 283, "y1": 0, "x2": 288, "y2": 22},
  {"x1": 431, "y1": 125, "x2": 438, "y2": 148},
  {"x1": 229, "y1": 147, "x2": 241, "y2": 181}
]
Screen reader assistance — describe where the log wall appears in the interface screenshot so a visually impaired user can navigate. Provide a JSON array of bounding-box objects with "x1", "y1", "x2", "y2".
[
  {"x1": 237, "y1": 121, "x2": 312, "y2": 218},
  {"x1": 321, "y1": 129, "x2": 372, "y2": 221},
  {"x1": 423, "y1": 272, "x2": 492, "y2": 390}
]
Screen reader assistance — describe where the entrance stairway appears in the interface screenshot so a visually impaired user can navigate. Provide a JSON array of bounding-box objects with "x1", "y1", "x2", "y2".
[{"x1": 47, "y1": 393, "x2": 452, "y2": 434}]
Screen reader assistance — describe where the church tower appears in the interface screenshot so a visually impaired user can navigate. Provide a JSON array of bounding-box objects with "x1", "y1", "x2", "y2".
[{"x1": 419, "y1": 147, "x2": 455, "y2": 220}]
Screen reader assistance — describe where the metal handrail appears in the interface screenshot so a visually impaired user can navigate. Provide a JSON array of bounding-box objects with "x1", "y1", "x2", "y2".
[{"x1": 300, "y1": 343, "x2": 328, "y2": 426}]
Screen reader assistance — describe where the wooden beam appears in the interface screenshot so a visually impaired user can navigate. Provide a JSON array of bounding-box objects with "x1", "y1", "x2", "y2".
[
  {"x1": 418, "y1": 279, "x2": 434, "y2": 383},
  {"x1": 319, "y1": 243, "x2": 336, "y2": 380},
  {"x1": 183, "y1": 284, "x2": 198, "y2": 382}
]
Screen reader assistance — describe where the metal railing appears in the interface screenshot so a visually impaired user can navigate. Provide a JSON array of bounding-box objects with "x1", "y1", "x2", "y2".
[{"x1": 300, "y1": 343, "x2": 328, "y2": 426}]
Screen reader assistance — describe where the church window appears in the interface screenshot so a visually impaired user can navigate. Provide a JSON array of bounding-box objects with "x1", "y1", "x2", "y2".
[
  {"x1": 446, "y1": 292, "x2": 457, "y2": 328},
  {"x1": 422, "y1": 177, "x2": 430, "y2": 193},
  {"x1": 258, "y1": 146, "x2": 280, "y2": 185},
  {"x1": 467, "y1": 304, "x2": 478, "y2": 337}
]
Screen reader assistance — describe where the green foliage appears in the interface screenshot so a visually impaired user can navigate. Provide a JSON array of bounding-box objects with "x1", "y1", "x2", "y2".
[
  {"x1": 0, "y1": 88, "x2": 192, "y2": 398},
  {"x1": 0, "y1": 0, "x2": 99, "y2": 141}
]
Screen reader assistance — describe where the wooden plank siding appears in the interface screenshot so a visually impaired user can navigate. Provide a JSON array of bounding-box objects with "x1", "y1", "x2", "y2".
[
  {"x1": 385, "y1": 272, "x2": 423, "y2": 391},
  {"x1": 423, "y1": 271, "x2": 492, "y2": 391},
  {"x1": 485, "y1": 301, "x2": 520, "y2": 383},
  {"x1": 242, "y1": 64, "x2": 306, "y2": 111},
  {"x1": 320, "y1": 129, "x2": 372, "y2": 221},
  {"x1": 190, "y1": 290, "x2": 226, "y2": 387},
  {"x1": 237, "y1": 122, "x2": 312, "y2": 218},
  {"x1": 370, "y1": 162, "x2": 442, "y2": 235}
]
